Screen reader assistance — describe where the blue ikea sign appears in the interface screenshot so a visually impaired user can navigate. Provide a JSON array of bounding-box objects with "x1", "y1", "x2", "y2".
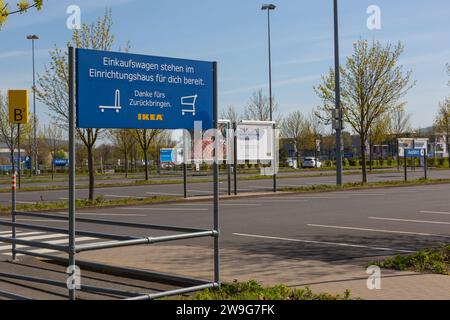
[
  {"x1": 76, "y1": 48, "x2": 214, "y2": 130},
  {"x1": 160, "y1": 149, "x2": 176, "y2": 163},
  {"x1": 54, "y1": 159, "x2": 69, "y2": 167},
  {"x1": 405, "y1": 149, "x2": 424, "y2": 158}
]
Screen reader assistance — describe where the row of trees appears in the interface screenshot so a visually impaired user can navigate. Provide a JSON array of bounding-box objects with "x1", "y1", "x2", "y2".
[{"x1": 222, "y1": 39, "x2": 450, "y2": 183}]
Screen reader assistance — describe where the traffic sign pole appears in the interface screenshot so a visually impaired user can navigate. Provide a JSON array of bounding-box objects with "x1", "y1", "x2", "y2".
[
  {"x1": 11, "y1": 172, "x2": 17, "y2": 260},
  {"x1": 233, "y1": 122, "x2": 238, "y2": 196},
  {"x1": 17, "y1": 124, "x2": 21, "y2": 190},
  {"x1": 68, "y1": 46, "x2": 76, "y2": 301},
  {"x1": 424, "y1": 152, "x2": 428, "y2": 180},
  {"x1": 404, "y1": 154, "x2": 407, "y2": 182}
]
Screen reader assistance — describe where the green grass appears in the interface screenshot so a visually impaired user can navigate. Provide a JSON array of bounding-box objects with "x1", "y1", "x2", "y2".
[
  {"x1": 0, "y1": 195, "x2": 175, "y2": 215},
  {"x1": 1, "y1": 177, "x2": 450, "y2": 216},
  {"x1": 0, "y1": 168, "x2": 401, "y2": 193},
  {"x1": 171, "y1": 280, "x2": 355, "y2": 300},
  {"x1": 279, "y1": 178, "x2": 450, "y2": 193},
  {"x1": 370, "y1": 245, "x2": 450, "y2": 275}
]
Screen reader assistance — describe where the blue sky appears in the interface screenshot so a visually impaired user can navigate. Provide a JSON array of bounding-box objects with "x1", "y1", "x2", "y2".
[{"x1": 1, "y1": 0, "x2": 449, "y2": 130}]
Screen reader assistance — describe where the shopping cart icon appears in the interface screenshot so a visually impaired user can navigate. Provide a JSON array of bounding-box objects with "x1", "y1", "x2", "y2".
[
  {"x1": 99, "y1": 89, "x2": 122, "y2": 113},
  {"x1": 181, "y1": 95, "x2": 198, "y2": 116}
]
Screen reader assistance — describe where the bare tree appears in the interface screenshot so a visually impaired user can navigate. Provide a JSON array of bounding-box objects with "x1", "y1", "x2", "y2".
[
  {"x1": 36, "y1": 10, "x2": 115, "y2": 201},
  {"x1": 109, "y1": 129, "x2": 135, "y2": 178},
  {"x1": 315, "y1": 40, "x2": 414, "y2": 182},
  {"x1": 281, "y1": 111, "x2": 311, "y2": 165},
  {"x1": 0, "y1": 92, "x2": 18, "y2": 172},
  {"x1": 220, "y1": 105, "x2": 240, "y2": 124},
  {"x1": 244, "y1": 89, "x2": 278, "y2": 121}
]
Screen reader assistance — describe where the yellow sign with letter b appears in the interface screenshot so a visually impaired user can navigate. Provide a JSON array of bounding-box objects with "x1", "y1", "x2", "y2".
[{"x1": 8, "y1": 90, "x2": 29, "y2": 124}]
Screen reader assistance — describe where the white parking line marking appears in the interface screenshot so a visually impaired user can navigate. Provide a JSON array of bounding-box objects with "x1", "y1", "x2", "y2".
[
  {"x1": 241, "y1": 199, "x2": 309, "y2": 203},
  {"x1": 0, "y1": 232, "x2": 42, "y2": 237},
  {"x1": 188, "y1": 190, "x2": 211, "y2": 193},
  {"x1": 369, "y1": 217, "x2": 450, "y2": 225},
  {"x1": 420, "y1": 210, "x2": 450, "y2": 215},
  {"x1": 12, "y1": 201, "x2": 35, "y2": 204},
  {"x1": 118, "y1": 207, "x2": 209, "y2": 211},
  {"x1": 307, "y1": 224, "x2": 450, "y2": 238},
  {"x1": 0, "y1": 236, "x2": 95, "y2": 251},
  {"x1": 104, "y1": 194, "x2": 142, "y2": 199},
  {"x1": 233, "y1": 233, "x2": 413, "y2": 253},
  {"x1": 328, "y1": 192, "x2": 385, "y2": 196},
  {"x1": 170, "y1": 203, "x2": 262, "y2": 207},
  {"x1": 0, "y1": 218, "x2": 65, "y2": 223},
  {"x1": 248, "y1": 186, "x2": 274, "y2": 190},
  {"x1": 55, "y1": 212, "x2": 146, "y2": 217},
  {"x1": 146, "y1": 191, "x2": 182, "y2": 196}
]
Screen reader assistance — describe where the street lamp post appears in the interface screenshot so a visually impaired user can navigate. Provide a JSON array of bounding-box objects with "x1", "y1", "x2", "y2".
[
  {"x1": 261, "y1": 3, "x2": 277, "y2": 192},
  {"x1": 27, "y1": 34, "x2": 39, "y2": 176},
  {"x1": 333, "y1": 0, "x2": 343, "y2": 185}
]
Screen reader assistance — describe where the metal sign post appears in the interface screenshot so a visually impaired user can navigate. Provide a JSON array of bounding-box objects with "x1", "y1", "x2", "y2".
[
  {"x1": 11, "y1": 172, "x2": 17, "y2": 261},
  {"x1": 424, "y1": 152, "x2": 428, "y2": 180},
  {"x1": 404, "y1": 154, "x2": 408, "y2": 181},
  {"x1": 212, "y1": 62, "x2": 220, "y2": 284},
  {"x1": 17, "y1": 124, "x2": 21, "y2": 189},
  {"x1": 68, "y1": 46, "x2": 77, "y2": 300},
  {"x1": 183, "y1": 131, "x2": 188, "y2": 199},
  {"x1": 233, "y1": 122, "x2": 238, "y2": 196},
  {"x1": 0, "y1": 47, "x2": 219, "y2": 301}
]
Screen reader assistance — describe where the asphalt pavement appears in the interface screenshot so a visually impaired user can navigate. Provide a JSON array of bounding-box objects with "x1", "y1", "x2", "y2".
[{"x1": 1, "y1": 168, "x2": 450, "y2": 206}]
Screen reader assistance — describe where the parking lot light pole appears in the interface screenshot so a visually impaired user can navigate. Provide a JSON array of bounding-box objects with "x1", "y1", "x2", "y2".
[
  {"x1": 261, "y1": 3, "x2": 277, "y2": 192},
  {"x1": 27, "y1": 34, "x2": 39, "y2": 176},
  {"x1": 333, "y1": 0, "x2": 343, "y2": 186}
]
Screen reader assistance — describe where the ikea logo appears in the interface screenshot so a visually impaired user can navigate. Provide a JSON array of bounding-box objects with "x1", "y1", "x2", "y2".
[{"x1": 138, "y1": 114, "x2": 164, "y2": 121}]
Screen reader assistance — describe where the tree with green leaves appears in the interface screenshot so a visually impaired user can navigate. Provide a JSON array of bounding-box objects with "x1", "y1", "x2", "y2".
[
  {"x1": 367, "y1": 115, "x2": 390, "y2": 171},
  {"x1": 0, "y1": 0, "x2": 43, "y2": 29},
  {"x1": 43, "y1": 123, "x2": 63, "y2": 180},
  {"x1": 434, "y1": 99, "x2": 450, "y2": 167},
  {"x1": 36, "y1": 10, "x2": 115, "y2": 201},
  {"x1": 315, "y1": 40, "x2": 414, "y2": 183}
]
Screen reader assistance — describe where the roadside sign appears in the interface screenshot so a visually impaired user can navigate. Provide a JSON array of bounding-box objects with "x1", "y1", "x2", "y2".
[
  {"x1": 8, "y1": 90, "x2": 29, "y2": 124},
  {"x1": 344, "y1": 153, "x2": 354, "y2": 158},
  {"x1": 53, "y1": 159, "x2": 69, "y2": 167},
  {"x1": 405, "y1": 148, "x2": 425, "y2": 158},
  {"x1": 160, "y1": 148, "x2": 177, "y2": 163},
  {"x1": 76, "y1": 48, "x2": 214, "y2": 130}
]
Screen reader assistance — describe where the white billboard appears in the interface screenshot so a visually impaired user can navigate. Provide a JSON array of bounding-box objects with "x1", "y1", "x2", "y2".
[{"x1": 236, "y1": 122, "x2": 275, "y2": 164}]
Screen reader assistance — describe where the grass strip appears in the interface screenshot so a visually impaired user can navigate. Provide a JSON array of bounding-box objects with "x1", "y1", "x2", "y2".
[
  {"x1": 370, "y1": 245, "x2": 450, "y2": 275},
  {"x1": 170, "y1": 280, "x2": 355, "y2": 300}
]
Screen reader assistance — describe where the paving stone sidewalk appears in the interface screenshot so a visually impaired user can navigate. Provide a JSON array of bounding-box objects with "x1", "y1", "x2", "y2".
[{"x1": 78, "y1": 245, "x2": 450, "y2": 300}]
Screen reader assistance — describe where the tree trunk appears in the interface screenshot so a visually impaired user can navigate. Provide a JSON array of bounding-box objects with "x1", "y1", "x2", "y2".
[
  {"x1": 87, "y1": 145, "x2": 95, "y2": 201},
  {"x1": 360, "y1": 136, "x2": 368, "y2": 183},
  {"x1": 51, "y1": 155, "x2": 54, "y2": 181},
  {"x1": 369, "y1": 143, "x2": 373, "y2": 172},
  {"x1": 144, "y1": 150, "x2": 149, "y2": 181},
  {"x1": 124, "y1": 149, "x2": 128, "y2": 178}
]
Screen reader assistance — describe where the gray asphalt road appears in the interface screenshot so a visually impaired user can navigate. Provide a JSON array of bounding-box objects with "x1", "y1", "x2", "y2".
[
  {"x1": 1, "y1": 168, "x2": 450, "y2": 205},
  {"x1": 1, "y1": 183, "x2": 449, "y2": 263}
]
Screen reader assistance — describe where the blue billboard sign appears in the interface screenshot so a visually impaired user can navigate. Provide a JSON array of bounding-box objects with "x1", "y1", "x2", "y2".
[
  {"x1": 160, "y1": 149, "x2": 176, "y2": 163},
  {"x1": 344, "y1": 153, "x2": 354, "y2": 159},
  {"x1": 76, "y1": 48, "x2": 214, "y2": 130},
  {"x1": 405, "y1": 148, "x2": 425, "y2": 158},
  {"x1": 54, "y1": 159, "x2": 69, "y2": 167}
]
